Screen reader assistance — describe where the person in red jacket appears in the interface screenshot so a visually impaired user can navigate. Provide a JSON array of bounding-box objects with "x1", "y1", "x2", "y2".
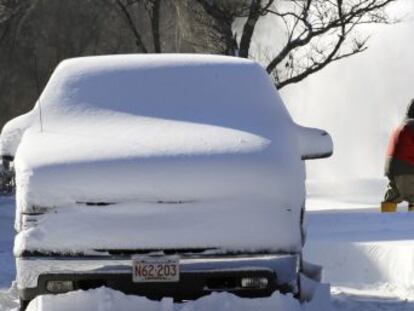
[{"x1": 382, "y1": 100, "x2": 414, "y2": 212}]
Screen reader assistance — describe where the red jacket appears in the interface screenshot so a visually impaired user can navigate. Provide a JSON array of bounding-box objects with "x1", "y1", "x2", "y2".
[{"x1": 385, "y1": 121, "x2": 414, "y2": 176}]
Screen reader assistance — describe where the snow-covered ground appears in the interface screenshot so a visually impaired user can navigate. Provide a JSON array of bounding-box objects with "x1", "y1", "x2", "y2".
[
  {"x1": 2, "y1": 178, "x2": 414, "y2": 310},
  {"x1": 0, "y1": 196, "x2": 17, "y2": 310},
  {"x1": 306, "y1": 179, "x2": 414, "y2": 310}
]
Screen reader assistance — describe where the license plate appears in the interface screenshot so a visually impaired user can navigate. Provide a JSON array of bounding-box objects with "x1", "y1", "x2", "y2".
[{"x1": 132, "y1": 256, "x2": 180, "y2": 283}]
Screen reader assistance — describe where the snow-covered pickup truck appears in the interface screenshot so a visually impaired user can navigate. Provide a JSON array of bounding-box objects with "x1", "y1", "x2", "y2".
[{"x1": 1, "y1": 55, "x2": 332, "y2": 310}]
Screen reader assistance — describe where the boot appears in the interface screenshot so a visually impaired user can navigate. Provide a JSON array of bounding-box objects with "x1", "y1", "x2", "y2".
[
  {"x1": 381, "y1": 201, "x2": 397, "y2": 213},
  {"x1": 409, "y1": 203, "x2": 414, "y2": 212}
]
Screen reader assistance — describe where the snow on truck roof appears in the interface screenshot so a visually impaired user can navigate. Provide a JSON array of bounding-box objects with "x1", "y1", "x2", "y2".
[
  {"x1": 16, "y1": 54, "x2": 303, "y2": 205},
  {"x1": 38, "y1": 54, "x2": 292, "y2": 135}
]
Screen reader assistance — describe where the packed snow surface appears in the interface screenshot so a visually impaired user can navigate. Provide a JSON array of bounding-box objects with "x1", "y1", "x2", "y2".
[{"x1": 305, "y1": 179, "x2": 414, "y2": 297}]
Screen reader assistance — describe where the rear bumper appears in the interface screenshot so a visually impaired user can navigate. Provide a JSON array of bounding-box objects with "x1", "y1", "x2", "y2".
[{"x1": 17, "y1": 254, "x2": 299, "y2": 302}]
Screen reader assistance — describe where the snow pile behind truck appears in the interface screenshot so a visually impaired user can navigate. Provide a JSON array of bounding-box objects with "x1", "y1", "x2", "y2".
[{"x1": 7, "y1": 54, "x2": 332, "y2": 255}]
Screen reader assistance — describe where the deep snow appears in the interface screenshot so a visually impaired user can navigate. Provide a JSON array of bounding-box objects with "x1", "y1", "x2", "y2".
[
  {"x1": 25, "y1": 286, "x2": 330, "y2": 311},
  {"x1": 305, "y1": 179, "x2": 414, "y2": 310}
]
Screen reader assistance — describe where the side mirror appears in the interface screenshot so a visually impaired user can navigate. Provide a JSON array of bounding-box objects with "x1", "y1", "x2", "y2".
[
  {"x1": 0, "y1": 110, "x2": 34, "y2": 159},
  {"x1": 297, "y1": 125, "x2": 333, "y2": 160}
]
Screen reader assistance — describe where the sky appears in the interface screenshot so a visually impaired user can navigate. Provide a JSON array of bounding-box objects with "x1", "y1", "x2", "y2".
[{"x1": 279, "y1": 0, "x2": 414, "y2": 181}]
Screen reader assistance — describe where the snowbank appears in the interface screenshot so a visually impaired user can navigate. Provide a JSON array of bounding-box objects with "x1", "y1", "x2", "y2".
[
  {"x1": 306, "y1": 210, "x2": 414, "y2": 288},
  {"x1": 25, "y1": 286, "x2": 331, "y2": 311},
  {"x1": 0, "y1": 285, "x2": 18, "y2": 311},
  {"x1": 304, "y1": 182, "x2": 414, "y2": 296}
]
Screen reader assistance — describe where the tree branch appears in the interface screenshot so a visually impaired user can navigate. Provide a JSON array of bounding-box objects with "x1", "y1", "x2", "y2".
[
  {"x1": 239, "y1": 0, "x2": 275, "y2": 58},
  {"x1": 264, "y1": 0, "x2": 396, "y2": 88},
  {"x1": 115, "y1": 0, "x2": 148, "y2": 53},
  {"x1": 150, "y1": 0, "x2": 161, "y2": 53}
]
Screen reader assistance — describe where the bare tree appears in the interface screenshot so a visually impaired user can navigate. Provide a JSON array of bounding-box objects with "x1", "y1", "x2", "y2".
[
  {"x1": 147, "y1": 0, "x2": 161, "y2": 52},
  {"x1": 110, "y1": 0, "x2": 397, "y2": 88},
  {"x1": 0, "y1": 0, "x2": 32, "y2": 124},
  {"x1": 194, "y1": 0, "x2": 274, "y2": 57},
  {"x1": 0, "y1": 0, "x2": 33, "y2": 48},
  {"x1": 0, "y1": 0, "x2": 138, "y2": 129},
  {"x1": 109, "y1": 0, "x2": 163, "y2": 53},
  {"x1": 0, "y1": 0, "x2": 399, "y2": 130},
  {"x1": 195, "y1": 0, "x2": 397, "y2": 89},
  {"x1": 264, "y1": 0, "x2": 397, "y2": 89},
  {"x1": 0, "y1": 0, "x2": 18, "y2": 44}
]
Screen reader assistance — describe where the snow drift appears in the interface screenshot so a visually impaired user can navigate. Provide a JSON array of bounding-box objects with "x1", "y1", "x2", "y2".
[{"x1": 25, "y1": 286, "x2": 331, "y2": 311}]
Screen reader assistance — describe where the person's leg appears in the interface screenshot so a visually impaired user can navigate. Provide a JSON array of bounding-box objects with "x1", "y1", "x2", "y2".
[
  {"x1": 382, "y1": 177, "x2": 401, "y2": 212},
  {"x1": 397, "y1": 175, "x2": 414, "y2": 211}
]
